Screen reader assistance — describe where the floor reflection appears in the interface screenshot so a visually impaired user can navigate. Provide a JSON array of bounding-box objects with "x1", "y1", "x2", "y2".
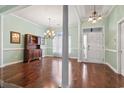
[{"x1": 1, "y1": 57, "x2": 124, "y2": 88}]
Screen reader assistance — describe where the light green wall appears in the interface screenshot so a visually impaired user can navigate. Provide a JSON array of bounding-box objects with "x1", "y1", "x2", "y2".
[
  {"x1": 0, "y1": 5, "x2": 19, "y2": 66},
  {"x1": 3, "y1": 14, "x2": 46, "y2": 65},
  {"x1": 81, "y1": 6, "x2": 124, "y2": 70},
  {"x1": 105, "y1": 6, "x2": 124, "y2": 70},
  {"x1": 69, "y1": 25, "x2": 78, "y2": 58}
]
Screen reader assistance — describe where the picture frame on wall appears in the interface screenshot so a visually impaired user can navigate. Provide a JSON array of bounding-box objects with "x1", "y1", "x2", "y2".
[{"x1": 10, "y1": 31, "x2": 21, "y2": 44}]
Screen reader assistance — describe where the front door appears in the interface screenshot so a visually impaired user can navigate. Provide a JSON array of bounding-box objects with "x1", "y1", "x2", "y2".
[
  {"x1": 83, "y1": 28, "x2": 104, "y2": 63},
  {"x1": 120, "y1": 22, "x2": 124, "y2": 76}
]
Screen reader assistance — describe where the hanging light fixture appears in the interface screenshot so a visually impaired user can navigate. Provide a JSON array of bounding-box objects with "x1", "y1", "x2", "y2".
[
  {"x1": 44, "y1": 18, "x2": 56, "y2": 39},
  {"x1": 88, "y1": 5, "x2": 102, "y2": 24}
]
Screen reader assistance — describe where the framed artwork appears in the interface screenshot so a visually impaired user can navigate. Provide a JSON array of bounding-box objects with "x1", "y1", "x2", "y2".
[{"x1": 10, "y1": 31, "x2": 21, "y2": 44}]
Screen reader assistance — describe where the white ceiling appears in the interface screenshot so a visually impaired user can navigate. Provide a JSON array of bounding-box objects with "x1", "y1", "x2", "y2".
[
  {"x1": 76, "y1": 5, "x2": 113, "y2": 20},
  {"x1": 12, "y1": 5, "x2": 114, "y2": 27}
]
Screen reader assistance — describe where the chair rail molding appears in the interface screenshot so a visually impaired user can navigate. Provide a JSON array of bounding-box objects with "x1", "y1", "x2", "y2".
[
  {"x1": 105, "y1": 48, "x2": 117, "y2": 52},
  {"x1": 3, "y1": 48, "x2": 24, "y2": 51}
]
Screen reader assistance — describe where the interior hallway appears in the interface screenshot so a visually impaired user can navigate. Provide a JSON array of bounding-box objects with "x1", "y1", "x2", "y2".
[{"x1": 0, "y1": 57, "x2": 124, "y2": 88}]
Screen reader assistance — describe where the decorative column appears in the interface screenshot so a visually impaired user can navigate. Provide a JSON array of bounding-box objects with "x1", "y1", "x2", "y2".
[
  {"x1": 62, "y1": 5, "x2": 69, "y2": 88},
  {"x1": 0, "y1": 15, "x2": 4, "y2": 87},
  {"x1": 0, "y1": 15, "x2": 3, "y2": 67}
]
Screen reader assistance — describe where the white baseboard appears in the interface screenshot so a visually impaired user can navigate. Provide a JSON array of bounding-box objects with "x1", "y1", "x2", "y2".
[
  {"x1": 78, "y1": 59, "x2": 105, "y2": 64},
  {"x1": 43, "y1": 55, "x2": 54, "y2": 57},
  {"x1": 0, "y1": 65, "x2": 2, "y2": 68},
  {"x1": 77, "y1": 60, "x2": 82, "y2": 62},
  {"x1": 42, "y1": 55, "x2": 46, "y2": 57},
  {"x1": 0, "y1": 60, "x2": 23, "y2": 68},
  {"x1": 106, "y1": 63, "x2": 124, "y2": 77},
  {"x1": 44, "y1": 55, "x2": 78, "y2": 59},
  {"x1": 69, "y1": 57, "x2": 77, "y2": 59},
  {"x1": 121, "y1": 73, "x2": 124, "y2": 77},
  {"x1": 105, "y1": 62, "x2": 118, "y2": 73}
]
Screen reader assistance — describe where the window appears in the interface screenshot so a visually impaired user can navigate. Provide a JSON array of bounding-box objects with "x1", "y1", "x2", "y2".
[
  {"x1": 53, "y1": 35, "x2": 62, "y2": 56},
  {"x1": 83, "y1": 34, "x2": 87, "y2": 59},
  {"x1": 53, "y1": 32, "x2": 71, "y2": 57}
]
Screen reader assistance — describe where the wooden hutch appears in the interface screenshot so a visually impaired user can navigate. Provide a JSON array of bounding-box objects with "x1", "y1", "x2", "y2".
[{"x1": 24, "y1": 34, "x2": 42, "y2": 63}]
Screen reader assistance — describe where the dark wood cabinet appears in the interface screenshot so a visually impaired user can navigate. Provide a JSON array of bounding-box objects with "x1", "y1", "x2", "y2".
[{"x1": 24, "y1": 34, "x2": 42, "y2": 63}]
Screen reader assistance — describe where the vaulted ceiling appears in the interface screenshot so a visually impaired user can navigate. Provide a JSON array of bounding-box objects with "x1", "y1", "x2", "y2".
[
  {"x1": 76, "y1": 5, "x2": 113, "y2": 20},
  {"x1": 12, "y1": 5, "x2": 114, "y2": 27}
]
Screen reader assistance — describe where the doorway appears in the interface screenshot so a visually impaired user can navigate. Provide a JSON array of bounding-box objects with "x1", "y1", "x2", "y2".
[
  {"x1": 118, "y1": 20, "x2": 124, "y2": 76},
  {"x1": 0, "y1": 16, "x2": 3, "y2": 67},
  {"x1": 82, "y1": 27, "x2": 104, "y2": 63}
]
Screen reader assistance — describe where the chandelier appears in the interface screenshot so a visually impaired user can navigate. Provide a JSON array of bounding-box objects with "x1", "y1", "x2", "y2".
[
  {"x1": 88, "y1": 5, "x2": 102, "y2": 24},
  {"x1": 44, "y1": 18, "x2": 55, "y2": 39}
]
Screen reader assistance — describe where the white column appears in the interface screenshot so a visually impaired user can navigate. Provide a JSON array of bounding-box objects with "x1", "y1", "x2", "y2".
[
  {"x1": 0, "y1": 15, "x2": 1, "y2": 67},
  {"x1": 0, "y1": 15, "x2": 3, "y2": 67},
  {"x1": 62, "y1": 5, "x2": 69, "y2": 88},
  {"x1": 0, "y1": 15, "x2": 4, "y2": 87}
]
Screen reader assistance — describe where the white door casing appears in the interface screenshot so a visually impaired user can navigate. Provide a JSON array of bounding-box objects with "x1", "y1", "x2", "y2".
[
  {"x1": 0, "y1": 15, "x2": 3, "y2": 67},
  {"x1": 82, "y1": 27, "x2": 104, "y2": 64},
  {"x1": 120, "y1": 21, "x2": 124, "y2": 76},
  {"x1": 87, "y1": 31, "x2": 103, "y2": 63},
  {"x1": 0, "y1": 16, "x2": 1, "y2": 67}
]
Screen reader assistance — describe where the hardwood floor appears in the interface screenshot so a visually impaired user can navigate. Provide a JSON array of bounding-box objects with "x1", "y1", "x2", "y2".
[{"x1": 0, "y1": 57, "x2": 124, "y2": 88}]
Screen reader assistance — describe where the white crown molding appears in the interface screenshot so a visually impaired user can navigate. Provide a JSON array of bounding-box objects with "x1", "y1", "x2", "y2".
[
  {"x1": 74, "y1": 6, "x2": 81, "y2": 22},
  {"x1": 1, "y1": 5, "x2": 30, "y2": 15}
]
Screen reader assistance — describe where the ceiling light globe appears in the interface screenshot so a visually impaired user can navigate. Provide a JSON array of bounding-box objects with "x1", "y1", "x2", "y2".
[
  {"x1": 53, "y1": 33, "x2": 55, "y2": 36},
  {"x1": 52, "y1": 31, "x2": 55, "y2": 34},
  {"x1": 98, "y1": 15, "x2": 102, "y2": 20},
  {"x1": 92, "y1": 19, "x2": 96, "y2": 24},
  {"x1": 47, "y1": 30, "x2": 50, "y2": 33},
  {"x1": 44, "y1": 33, "x2": 46, "y2": 35},
  {"x1": 49, "y1": 32, "x2": 52, "y2": 35},
  {"x1": 88, "y1": 16, "x2": 93, "y2": 22}
]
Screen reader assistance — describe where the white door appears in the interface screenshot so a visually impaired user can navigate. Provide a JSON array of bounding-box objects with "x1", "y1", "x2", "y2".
[
  {"x1": 120, "y1": 22, "x2": 124, "y2": 76},
  {"x1": 0, "y1": 16, "x2": 2, "y2": 67},
  {"x1": 83, "y1": 28, "x2": 104, "y2": 63}
]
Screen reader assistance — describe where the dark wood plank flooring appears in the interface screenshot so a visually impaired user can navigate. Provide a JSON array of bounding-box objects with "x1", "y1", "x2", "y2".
[{"x1": 0, "y1": 57, "x2": 124, "y2": 88}]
